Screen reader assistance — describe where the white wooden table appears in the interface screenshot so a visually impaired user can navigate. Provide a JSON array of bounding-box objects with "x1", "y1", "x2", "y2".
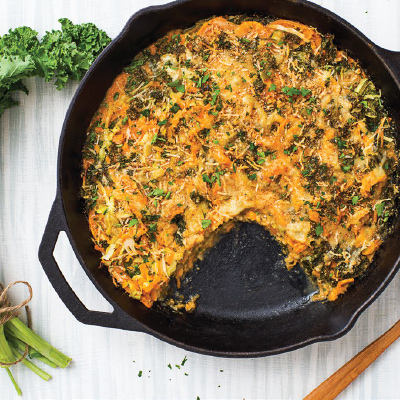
[{"x1": 1, "y1": 1, "x2": 400, "y2": 399}]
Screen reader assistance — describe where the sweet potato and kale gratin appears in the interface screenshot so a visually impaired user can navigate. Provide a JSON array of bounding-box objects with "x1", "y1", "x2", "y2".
[{"x1": 81, "y1": 16, "x2": 399, "y2": 308}]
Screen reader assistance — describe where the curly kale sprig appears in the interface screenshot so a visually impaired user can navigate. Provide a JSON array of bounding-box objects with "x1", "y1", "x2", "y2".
[{"x1": 0, "y1": 18, "x2": 111, "y2": 116}]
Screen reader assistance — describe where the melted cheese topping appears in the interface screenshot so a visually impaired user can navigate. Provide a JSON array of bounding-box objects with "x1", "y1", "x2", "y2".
[{"x1": 81, "y1": 16, "x2": 399, "y2": 308}]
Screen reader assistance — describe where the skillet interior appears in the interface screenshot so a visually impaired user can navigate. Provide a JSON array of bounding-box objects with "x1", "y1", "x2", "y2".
[{"x1": 56, "y1": 0, "x2": 400, "y2": 356}]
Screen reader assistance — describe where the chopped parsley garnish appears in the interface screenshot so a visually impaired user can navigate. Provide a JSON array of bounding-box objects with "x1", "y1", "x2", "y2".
[
  {"x1": 171, "y1": 103, "x2": 180, "y2": 113},
  {"x1": 202, "y1": 174, "x2": 213, "y2": 184},
  {"x1": 151, "y1": 134, "x2": 158, "y2": 144},
  {"x1": 281, "y1": 86, "x2": 301, "y2": 96},
  {"x1": 315, "y1": 225, "x2": 323, "y2": 236},
  {"x1": 168, "y1": 79, "x2": 185, "y2": 93},
  {"x1": 375, "y1": 202, "x2": 385, "y2": 216},
  {"x1": 202, "y1": 168, "x2": 226, "y2": 187},
  {"x1": 128, "y1": 218, "x2": 138, "y2": 227},
  {"x1": 225, "y1": 84, "x2": 232, "y2": 92},
  {"x1": 149, "y1": 188, "x2": 165, "y2": 196},
  {"x1": 201, "y1": 219, "x2": 212, "y2": 229},
  {"x1": 342, "y1": 165, "x2": 351, "y2": 172}
]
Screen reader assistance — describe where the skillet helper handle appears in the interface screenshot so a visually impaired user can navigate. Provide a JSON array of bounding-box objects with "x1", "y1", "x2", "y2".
[
  {"x1": 39, "y1": 197, "x2": 146, "y2": 332},
  {"x1": 375, "y1": 47, "x2": 400, "y2": 84}
]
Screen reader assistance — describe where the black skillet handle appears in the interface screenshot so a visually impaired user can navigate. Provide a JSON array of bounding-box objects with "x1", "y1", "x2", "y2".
[
  {"x1": 38, "y1": 197, "x2": 146, "y2": 332},
  {"x1": 375, "y1": 46, "x2": 400, "y2": 84}
]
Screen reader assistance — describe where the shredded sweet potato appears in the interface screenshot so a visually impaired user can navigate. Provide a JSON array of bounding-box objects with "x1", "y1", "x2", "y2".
[{"x1": 81, "y1": 16, "x2": 399, "y2": 308}]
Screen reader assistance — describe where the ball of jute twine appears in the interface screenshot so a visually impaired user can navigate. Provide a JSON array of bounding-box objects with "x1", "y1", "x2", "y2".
[{"x1": 0, "y1": 281, "x2": 33, "y2": 366}]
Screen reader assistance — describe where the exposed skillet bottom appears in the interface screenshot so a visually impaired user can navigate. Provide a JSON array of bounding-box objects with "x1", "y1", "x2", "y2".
[{"x1": 39, "y1": 0, "x2": 400, "y2": 357}]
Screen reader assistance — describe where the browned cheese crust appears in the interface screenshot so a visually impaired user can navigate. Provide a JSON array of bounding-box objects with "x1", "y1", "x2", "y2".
[{"x1": 81, "y1": 16, "x2": 399, "y2": 308}]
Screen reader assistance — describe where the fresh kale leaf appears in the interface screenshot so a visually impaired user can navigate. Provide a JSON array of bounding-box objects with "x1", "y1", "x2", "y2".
[{"x1": 0, "y1": 18, "x2": 111, "y2": 117}]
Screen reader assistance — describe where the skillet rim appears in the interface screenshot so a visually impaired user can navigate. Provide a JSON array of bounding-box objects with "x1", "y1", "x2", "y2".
[{"x1": 48, "y1": 0, "x2": 400, "y2": 357}]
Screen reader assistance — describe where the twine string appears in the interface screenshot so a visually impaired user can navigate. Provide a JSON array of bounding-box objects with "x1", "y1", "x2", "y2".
[{"x1": 0, "y1": 281, "x2": 33, "y2": 366}]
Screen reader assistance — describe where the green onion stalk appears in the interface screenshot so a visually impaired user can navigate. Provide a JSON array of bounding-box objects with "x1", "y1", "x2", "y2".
[
  {"x1": 0, "y1": 281, "x2": 71, "y2": 396},
  {"x1": 0, "y1": 17, "x2": 111, "y2": 394}
]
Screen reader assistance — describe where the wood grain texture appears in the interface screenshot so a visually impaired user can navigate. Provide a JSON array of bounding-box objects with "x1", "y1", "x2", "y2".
[
  {"x1": 0, "y1": 1, "x2": 399, "y2": 399},
  {"x1": 304, "y1": 320, "x2": 400, "y2": 400}
]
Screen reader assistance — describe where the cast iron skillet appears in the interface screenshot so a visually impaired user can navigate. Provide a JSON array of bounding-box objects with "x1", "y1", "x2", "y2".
[{"x1": 39, "y1": 0, "x2": 400, "y2": 357}]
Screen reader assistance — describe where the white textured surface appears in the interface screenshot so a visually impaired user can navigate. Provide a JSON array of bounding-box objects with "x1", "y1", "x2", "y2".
[{"x1": 0, "y1": 1, "x2": 400, "y2": 399}]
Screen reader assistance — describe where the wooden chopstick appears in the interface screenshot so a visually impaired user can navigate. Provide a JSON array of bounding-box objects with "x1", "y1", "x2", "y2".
[{"x1": 304, "y1": 319, "x2": 400, "y2": 400}]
